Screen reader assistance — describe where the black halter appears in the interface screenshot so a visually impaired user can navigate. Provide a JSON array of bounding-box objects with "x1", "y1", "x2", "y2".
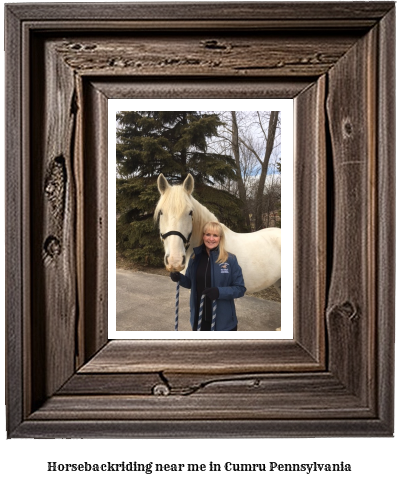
[{"x1": 160, "y1": 230, "x2": 192, "y2": 250}]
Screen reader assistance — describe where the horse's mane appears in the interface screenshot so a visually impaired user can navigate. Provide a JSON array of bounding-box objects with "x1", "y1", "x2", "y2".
[
  {"x1": 154, "y1": 183, "x2": 218, "y2": 245},
  {"x1": 191, "y1": 197, "x2": 218, "y2": 242},
  {"x1": 154, "y1": 184, "x2": 194, "y2": 221}
]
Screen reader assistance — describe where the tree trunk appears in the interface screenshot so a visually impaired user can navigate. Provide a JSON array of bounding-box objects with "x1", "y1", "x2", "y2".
[
  {"x1": 180, "y1": 112, "x2": 187, "y2": 177},
  {"x1": 255, "y1": 111, "x2": 279, "y2": 230},
  {"x1": 231, "y1": 111, "x2": 251, "y2": 229}
]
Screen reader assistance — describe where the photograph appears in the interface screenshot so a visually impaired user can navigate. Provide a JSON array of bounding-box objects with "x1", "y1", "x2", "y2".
[{"x1": 109, "y1": 102, "x2": 294, "y2": 338}]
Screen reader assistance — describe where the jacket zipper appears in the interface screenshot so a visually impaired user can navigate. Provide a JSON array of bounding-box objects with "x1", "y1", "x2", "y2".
[{"x1": 204, "y1": 255, "x2": 209, "y2": 319}]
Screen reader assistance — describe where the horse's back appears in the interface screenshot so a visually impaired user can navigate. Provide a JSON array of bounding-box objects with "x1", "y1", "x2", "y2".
[
  {"x1": 223, "y1": 227, "x2": 281, "y2": 292},
  {"x1": 226, "y1": 226, "x2": 281, "y2": 250},
  {"x1": 257, "y1": 227, "x2": 281, "y2": 250}
]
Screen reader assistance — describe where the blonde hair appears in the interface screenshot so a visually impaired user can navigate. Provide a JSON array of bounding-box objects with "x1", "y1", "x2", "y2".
[{"x1": 201, "y1": 221, "x2": 228, "y2": 264}]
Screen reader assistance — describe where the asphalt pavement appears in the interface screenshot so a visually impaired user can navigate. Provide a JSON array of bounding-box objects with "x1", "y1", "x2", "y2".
[{"x1": 116, "y1": 269, "x2": 281, "y2": 332}]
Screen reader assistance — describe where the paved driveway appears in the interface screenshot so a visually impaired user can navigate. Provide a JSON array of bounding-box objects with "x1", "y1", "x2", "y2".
[{"x1": 116, "y1": 269, "x2": 281, "y2": 332}]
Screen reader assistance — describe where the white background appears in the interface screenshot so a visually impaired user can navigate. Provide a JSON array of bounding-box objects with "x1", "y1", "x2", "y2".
[{"x1": 1, "y1": 1, "x2": 397, "y2": 486}]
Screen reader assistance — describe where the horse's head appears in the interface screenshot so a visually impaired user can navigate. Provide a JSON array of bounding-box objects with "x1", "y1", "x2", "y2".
[{"x1": 155, "y1": 174, "x2": 195, "y2": 272}]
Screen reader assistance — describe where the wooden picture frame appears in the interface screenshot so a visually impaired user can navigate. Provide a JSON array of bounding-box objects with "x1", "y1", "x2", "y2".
[{"x1": 5, "y1": 2, "x2": 395, "y2": 438}]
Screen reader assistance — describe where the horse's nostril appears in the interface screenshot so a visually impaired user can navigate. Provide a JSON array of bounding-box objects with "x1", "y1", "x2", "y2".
[
  {"x1": 165, "y1": 255, "x2": 169, "y2": 265},
  {"x1": 182, "y1": 255, "x2": 186, "y2": 266}
]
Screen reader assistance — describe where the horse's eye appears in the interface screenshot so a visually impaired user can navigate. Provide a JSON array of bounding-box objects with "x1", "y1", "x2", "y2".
[{"x1": 189, "y1": 210, "x2": 193, "y2": 216}]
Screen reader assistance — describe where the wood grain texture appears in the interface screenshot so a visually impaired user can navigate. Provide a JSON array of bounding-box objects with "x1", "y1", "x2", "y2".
[
  {"x1": 58, "y1": 372, "x2": 163, "y2": 395},
  {"x1": 326, "y1": 26, "x2": 377, "y2": 404},
  {"x1": 35, "y1": 372, "x2": 375, "y2": 422},
  {"x1": 30, "y1": 36, "x2": 78, "y2": 407},
  {"x1": 58, "y1": 371, "x2": 366, "y2": 400},
  {"x1": 6, "y1": 2, "x2": 394, "y2": 22},
  {"x1": 29, "y1": 393, "x2": 372, "y2": 421},
  {"x1": 13, "y1": 418, "x2": 391, "y2": 439},
  {"x1": 53, "y1": 33, "x2": 360, "y2": 78},
  {"x1": 91, "y1": 79, "x2": 311, "y2": 100},
  {"x1": 81, "y1": 81, "x2": 109, "y2": 362},
  {"x1": 294, "y1": 76, "x2": 326, "y2": 363},
  {"x1": 79, "y1": 340, "x2": 320, "y2": 374},
  {"x1": 5, "y1": 2, "x2": 395, "y2": 438},
  {"x1": 376, "y1": 6, "x2": 396, "y2": 431},
  {"x1": 5, "y1": 4, "x2": 25, "y2": 436}
]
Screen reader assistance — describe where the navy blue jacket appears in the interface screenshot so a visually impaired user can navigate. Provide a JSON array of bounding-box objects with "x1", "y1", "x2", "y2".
[{"x1": 179, "y1": 245, "x2": 246, "y2": 331}]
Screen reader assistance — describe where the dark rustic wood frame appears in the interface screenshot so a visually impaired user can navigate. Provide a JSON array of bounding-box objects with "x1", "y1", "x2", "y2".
[{"x1": 5, "y1": 2, "x2": 395, "y2": 438}]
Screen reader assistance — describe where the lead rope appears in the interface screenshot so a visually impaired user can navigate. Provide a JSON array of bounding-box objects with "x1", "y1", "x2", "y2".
[
  {"x1": 175, "y1": 281, "x2": 180, "y2": 331},
  {"x1": 175, "y1": 283, "x2": 217, "y2": 331},
  {"x1": 196, "y1": 294, "x2": 217, "y2": 331}
]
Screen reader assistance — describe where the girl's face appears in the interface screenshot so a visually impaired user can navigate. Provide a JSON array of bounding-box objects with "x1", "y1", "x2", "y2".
[{"x1": 203, "y1": 230, "x2": 221, "y2": 252}]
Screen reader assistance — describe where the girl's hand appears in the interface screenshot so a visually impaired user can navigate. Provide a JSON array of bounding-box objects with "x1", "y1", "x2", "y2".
[
  {"x1": 202, "y1": 287, "x2": 219, "y2": 300},
  {"x1": 170, "y1": 272, "x2": 181, "y2": 282}
]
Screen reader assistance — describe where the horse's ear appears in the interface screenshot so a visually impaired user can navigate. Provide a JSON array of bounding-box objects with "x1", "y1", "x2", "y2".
[
  {"x1": 183, "y1": 174, "x2": 194, "y2": 195},
  {"x1": 157, "y1": 174, "x2": 170, "y2": 194}
]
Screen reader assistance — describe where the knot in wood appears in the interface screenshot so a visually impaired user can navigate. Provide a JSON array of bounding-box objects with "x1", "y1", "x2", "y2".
[
  {"x1": 152, "y1": 383, "x2": 170, "y2": 396},
  {"x1": 328, "y1": 301, "x2": 359, "y2": 324},
  {"x1": 201, "y1": 40, "x2": 227, "y2": 50},
  {"x1": 44, "y1": 236, "x2": 61, "y2": 257},
  {"x1": 43, "y1": 236, "x2": 62, "y2": 265},
  {"x1": 342, "y1": 118, "x2": 353, "y2": 138},
  {"x1": 83, "y1": 44, "x2": 97, "y2": 51},
  {"x1": 339, "y1": 301, "x2": 358, "y2": 321}
]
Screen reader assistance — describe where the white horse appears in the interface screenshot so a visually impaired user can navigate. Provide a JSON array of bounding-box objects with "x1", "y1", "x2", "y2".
[{"x1": 155, "y1": 174, "x2": 281, "y2": 294}]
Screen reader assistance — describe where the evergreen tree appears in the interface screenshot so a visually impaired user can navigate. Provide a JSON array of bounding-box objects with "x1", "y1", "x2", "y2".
[
  {"x1": 116, "y1": 111, "x2": 236, "y2": 183},
  {"x1": 116, "y1": 111, "x2": 249, "y2": 266},
  {"x1": 116, "y1": 177, "x2": 164, "y2": 266}
]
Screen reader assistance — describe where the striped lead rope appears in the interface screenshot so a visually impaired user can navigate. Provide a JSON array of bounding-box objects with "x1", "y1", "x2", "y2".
[
  {"x1": 175, "y1": 281, "x2": 180, "y2": 331},
  {"x1": 175, "y1": 282, "x2": 217, "y2": 331},
  {"x1": 197, "y1": 293, "x2": 217, "y2": 331}
]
